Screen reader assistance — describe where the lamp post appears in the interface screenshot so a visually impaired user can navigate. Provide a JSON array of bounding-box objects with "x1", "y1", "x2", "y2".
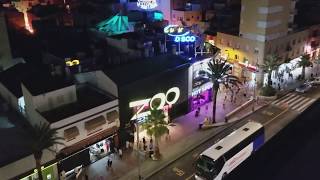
[
  {"x1": 252, "y1": 71, "x2": 257, "y2": 112},
  {"x1": 134, "y1": 114, "x2": 142, "y2": 180}
]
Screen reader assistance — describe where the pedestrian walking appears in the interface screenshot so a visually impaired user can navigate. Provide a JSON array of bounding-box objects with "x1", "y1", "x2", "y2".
[
  {"x1": 143, "y1": 137, "x2": 146, "y2": 145},
  {"x1": 118, "y1": 148, "x2": 123, "y2": 159},
  {"x1": 107, "y1": 158, "x2": 112, "y2": 169},
  {"x1": 149, "y1": 143, "x2": 154, "y2": 158},
  {"x1": 150, "y1": 138, "x2": 153, "y2": 145}
]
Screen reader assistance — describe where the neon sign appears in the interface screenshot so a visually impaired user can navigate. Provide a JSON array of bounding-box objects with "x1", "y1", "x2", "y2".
[
  {"x1": 174, "y1": 36, "x2": 196, "y2": 43},
  {"x1": 164, "y1": 25, "x2": 196, "y2": 43},
  {"x1": 164, "y1": 25, "x2": 190, "y2": 37},
  {"x1": 129, "y1": 87, "x2": 180, "y2": 120},
  {"x1": 65, "y1": 59, "x2": 80, "y2": 67},
  {"x1": 137, "y1": 0, "x2": 158, "y2": 10}
]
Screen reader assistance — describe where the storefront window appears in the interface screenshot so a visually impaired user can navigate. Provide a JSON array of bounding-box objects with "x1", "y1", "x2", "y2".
[
  {"x1": 191, "y1": 59, "x2": 213, "y2": 110},
  {"x1": 89, "y1": 138, "x2": 113, "y2": 163}
]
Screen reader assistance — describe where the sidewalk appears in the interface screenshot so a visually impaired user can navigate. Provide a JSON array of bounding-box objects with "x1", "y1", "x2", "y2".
[{"x1": 85, "y1": 86, "x2": 265, "y2": 180}]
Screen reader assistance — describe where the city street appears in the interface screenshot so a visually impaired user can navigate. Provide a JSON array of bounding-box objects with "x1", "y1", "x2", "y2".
[
  {"x1": 227, "y1": 100, "x2": 320, "y2": 180},
  {"x1": 149, "y1": 86, "x2": 320, "y2": 180}
]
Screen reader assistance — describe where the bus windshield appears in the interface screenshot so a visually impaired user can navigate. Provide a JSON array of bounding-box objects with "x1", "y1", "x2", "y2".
[{"x1": 196, "y1": 155, "x2": 215, "y2": 173}]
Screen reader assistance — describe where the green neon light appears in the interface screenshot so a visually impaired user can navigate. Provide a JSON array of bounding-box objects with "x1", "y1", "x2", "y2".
[
  {"x1": 20, "y1": 163, "x2": 57, "y2": 180},
  {"x1": 96, "y1": 14, "x2": 130, "y2": 36}
]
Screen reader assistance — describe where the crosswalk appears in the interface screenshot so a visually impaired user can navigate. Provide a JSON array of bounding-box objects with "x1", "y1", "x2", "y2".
[{"x1": 272, "y1": 93, "x2": 317, "y2": 112}]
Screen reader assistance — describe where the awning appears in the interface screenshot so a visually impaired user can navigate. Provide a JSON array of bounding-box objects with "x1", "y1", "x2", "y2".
[
  {"x1": 237, "y1": 61, "x2": 258, "y2": 72},
  {"x1": 107, "y1": 110, "x2": 119, "y2": 123},
  {"x1": 64, "y1": 126, "x2": 80, "y2": 141},
  {"x1": 85, "y1": 116, "x2": 106, "y2": 131}
]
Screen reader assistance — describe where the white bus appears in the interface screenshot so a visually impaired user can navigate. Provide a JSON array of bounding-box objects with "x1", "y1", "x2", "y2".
[{"x1": 195, "y1": 121, "x2": 264, "y2": 180}]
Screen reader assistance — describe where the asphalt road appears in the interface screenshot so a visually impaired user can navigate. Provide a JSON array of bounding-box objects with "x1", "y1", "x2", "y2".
[
  {"x1": 227, "y1": 100, "x2": 320, "y2": 180},
  {"x1": 149, "y1": 104, "x2": 286, "y2": 180},
  {"x1": 149, "y1": 87, "x2": 320, "y2": 180}
]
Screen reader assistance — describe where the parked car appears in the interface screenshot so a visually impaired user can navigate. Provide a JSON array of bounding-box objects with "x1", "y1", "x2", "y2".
[
  {"x1": 308, "y1": 77, "x2": 320, "y2": 85},
  {"x1": 295, "y1": 83, "x2": 312, "y2": 93}
]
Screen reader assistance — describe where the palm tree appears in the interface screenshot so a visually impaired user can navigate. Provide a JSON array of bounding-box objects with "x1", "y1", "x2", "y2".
[
  {"x1": 29, "y1": 123, "x2": 63, "y2": 180},
  {"x1": 142, "y1": 108, "x2": 169, "y2": 160},
  {"x1": 314, "y1": 58, "x2": 320, "y2": 75},
  {"x1": 207, "y1": 57, "x2": 241, "y2": 123},
  {"x1": 298, "y1": 54, "x2": 312, "y2": 80},
  {"x1": 260, "y1": 55, "x2": 281, "y2": 86}
]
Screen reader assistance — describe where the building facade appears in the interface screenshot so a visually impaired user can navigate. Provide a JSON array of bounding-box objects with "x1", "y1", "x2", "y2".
[{"x1": 215, "y1": 0, "x2": 319, "y2": 85}]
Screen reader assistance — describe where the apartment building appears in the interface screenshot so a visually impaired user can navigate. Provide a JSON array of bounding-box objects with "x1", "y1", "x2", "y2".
[{"x1": 215, "y1": 0, "x2": 320, "y2": 84}]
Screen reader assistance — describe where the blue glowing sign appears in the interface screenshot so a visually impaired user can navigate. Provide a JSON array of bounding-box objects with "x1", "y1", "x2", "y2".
[
  {"x1": 174, "y1": 36, "x2": 196, "y2": 43},
  {"x1": 164, "y1": 25, "x2": 196, "y2": 43}
]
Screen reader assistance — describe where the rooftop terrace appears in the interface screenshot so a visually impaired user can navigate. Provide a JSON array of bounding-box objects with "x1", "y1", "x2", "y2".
[{"x1": 40, "y1": 85, "x2": 117, "y2": 124}]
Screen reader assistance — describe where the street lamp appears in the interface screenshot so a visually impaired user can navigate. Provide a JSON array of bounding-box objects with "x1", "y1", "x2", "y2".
[
  {"x1": 252, "y1": 71, "x2": 257, "y2": 112},
  {"x1": 134, "y1": 116, "x2": 143, "y2": 180}
]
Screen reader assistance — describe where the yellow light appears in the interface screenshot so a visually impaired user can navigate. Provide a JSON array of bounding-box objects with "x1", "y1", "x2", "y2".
[
  {"x1": 66, "y1": 61, "x2": 73, "y2": 66},
  {"x1": 23, "y1": 12, "x2": 34, "y2": 34},
  {"x1": 72, "y1": 60, "x2": 80, "y2": 65},
  {"x1": 66, "y1": 59, "x2": 80, "y2": 66}
]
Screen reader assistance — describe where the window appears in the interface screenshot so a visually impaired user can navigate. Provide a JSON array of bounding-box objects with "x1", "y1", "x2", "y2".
[
  {"x1": 107, "y1": 110, "x2": 119, "y2": 124},
  {"x1": 64, "y1": 126, "x2": 79, "y2": 142},
  {"x1": 85, "y1": 116, "x2": 106, "y2": 135}
]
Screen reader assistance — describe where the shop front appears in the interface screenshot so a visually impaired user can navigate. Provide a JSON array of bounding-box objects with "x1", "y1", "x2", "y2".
[
  {"x1": 119, "y1": 71, "x2": 189, "y2": 145},
  {"x1": 189, "y1": 58, "x2": 213, "y2": 111},
  {"x1": 237, "y1": 61, "x2": 258, "y2": 81},
  {"x1": 57, "y1": 127, "x2": 118, "y2": 179},
  {"x1": 19, "y1": 162, "x2": 58, "y2": 180}
]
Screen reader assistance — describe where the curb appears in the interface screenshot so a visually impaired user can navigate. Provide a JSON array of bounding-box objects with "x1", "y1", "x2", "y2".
[{"x1": 142, "y1": 104, "x2": 267, "y2": 180}]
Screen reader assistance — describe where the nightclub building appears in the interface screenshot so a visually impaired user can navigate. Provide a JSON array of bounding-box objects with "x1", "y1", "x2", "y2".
[{"x1": 104, "y1": 54, "x2": 190, "y2": 144}]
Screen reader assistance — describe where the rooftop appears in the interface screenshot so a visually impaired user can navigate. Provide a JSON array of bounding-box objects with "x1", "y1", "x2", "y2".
[
  {"x1": 0, "y1": 63, "x2": 34, "y2": 97},
  {"x1": 40, "y1": 85, "x2": 116, "y2": 123},
  {"x1": 104, "y1": 54, "x2": 190, "y2": 86},
  {"x1": 22, "y1": 67, "x2": 74, "y2": 96},
  {"x1": 201, "y1": 121, "x2": 263, "y2": 160}
]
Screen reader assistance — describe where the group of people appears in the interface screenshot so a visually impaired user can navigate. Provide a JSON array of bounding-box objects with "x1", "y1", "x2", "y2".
[
  {"x1": 139, "y1": 137, "x2": 154, "y2": 158},
  {"x1": 223, "y1": 85, "x2": 246, "y2": 107}
]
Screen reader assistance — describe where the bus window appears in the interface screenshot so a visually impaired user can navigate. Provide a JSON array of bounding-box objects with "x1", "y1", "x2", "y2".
[{"x1": 197, "y1": 155, "x2": 214, "y2": 172}]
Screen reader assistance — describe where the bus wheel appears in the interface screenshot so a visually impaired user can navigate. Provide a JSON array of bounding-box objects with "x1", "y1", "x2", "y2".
[{"x1": 222, "y1": 172, "x2": 228, "y2": 180}]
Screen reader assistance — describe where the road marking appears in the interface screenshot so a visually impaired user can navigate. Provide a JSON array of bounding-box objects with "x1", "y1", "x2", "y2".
[
  {"x1": 286, "y1": 95, "x2": 304, "y2": 105},
  {"x1": 291, "y1": 98, "x2": 310, "y2": 110},
  {"x1": 275, "y1": 94, "x2": 297, "y2": 105},
  {"x1": 262, "y1": 110, "x2": 274, "y2": 116},
  {"x1": 173, "y1": 167, "x2": 185, "y2": 176},
  {"x1": 272, "y1": 93, "x2": 294, "y2": 104},
  {"x1": 296, "y1": 99, "x2": 317, "y2": 112},
  {"x1": 185, "y1": 173, "x2": 195, "y2": 180},
  {"x1": 264, "y1": 108, "x2": 289, "y2": 126}
]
